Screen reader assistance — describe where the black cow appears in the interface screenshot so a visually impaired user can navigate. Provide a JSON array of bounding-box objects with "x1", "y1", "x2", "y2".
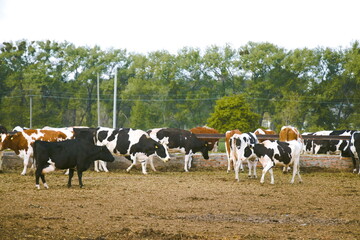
[
  {"x1": 34, "y1": 139, "x2": 115, "y2": 189},
  {"x1": 147, "y1": 128, "x2": 209, "y2": 172}
]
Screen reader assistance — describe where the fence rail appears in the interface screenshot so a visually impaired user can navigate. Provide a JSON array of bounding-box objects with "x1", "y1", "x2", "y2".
[{"x1": 195, "y1": 134, "x2": 352, "y2": 141}]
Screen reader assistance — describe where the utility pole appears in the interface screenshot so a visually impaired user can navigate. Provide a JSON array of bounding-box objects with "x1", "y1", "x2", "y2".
[
  {"x1": 113, "y1": 68, "x2": 117, "y2": 129},
  {"x1": 97, "y1": 73, "x2": 100, "y2": 127},
  {"x1": 29, "y1": 95, "x2": 33, "y2": 128}
]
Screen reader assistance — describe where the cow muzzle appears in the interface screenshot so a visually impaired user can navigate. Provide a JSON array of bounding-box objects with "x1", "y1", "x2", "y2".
[{"x1": 162, "y1": 157, "x2": 171, "y2": 163}]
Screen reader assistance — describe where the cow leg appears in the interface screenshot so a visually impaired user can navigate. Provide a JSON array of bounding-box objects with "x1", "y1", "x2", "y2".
[
  {"x1": 260, "y1": 162, "x2": 273, "y2": 184},
  {"x1": 94, "y1": 160, "x2": 100, "y2": 172},
  {"x1": 188, "y1": 155, "x2": 193, "y2": 170},
  {"x1": 35, "y1": 167, "x2": 49, "y2": 189},
  {"x1": 21, "y1": 156, "x2": 30, "y2": 175},
  {"x1": 35, "y1": 168, "x2": 42, "y2": 189},
  {"x1": 248, "y1": 159, "x2": 258, "y2": 178},
  {"x1": 227, "y1": 155, "x2": 232, "y2": 173},
  {"x1": 140, "y1": 160, "x2": 148, "y2": 175},
  {"x1": 148, "y1": 155, "x2": 157, "y2": 172},
  {"x1": 77, "y1": 171, "x2": 84, "y2": 188},
  {"x1": 184, "y1": 154, "x2": 191, "y2": 172},
  {"x1": 247, "y1": 160, "x2": 252, "y2": 178},
  {"x1": 99, "y1": 161, "x2": 109, "y2": 172},
  {"x1": 126, "y1": 157, "x2": 137, "y2": 172},
  {"x1": 67, "y1": 168, "x2": 74, "y2": 188},
  {"x1": 350, "y1": 155, "x2": 357, "y2": 173},
  {"x1": 240, "y1": 161, "x2": 244, "y2": 172},
  {"x1": 41, "y1": 175, "x2": 49, "y2": 189},
  {"x1": 269, "y1": 168, "x2": 275, "y2": 185},
  {"x1": 234, "y1": 159, "x2": 242, "y2": 181}
]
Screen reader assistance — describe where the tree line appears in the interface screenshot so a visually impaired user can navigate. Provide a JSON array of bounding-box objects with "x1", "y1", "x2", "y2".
[{"x1": 1, "y1": 40, "x2": 360, "y2": 133}]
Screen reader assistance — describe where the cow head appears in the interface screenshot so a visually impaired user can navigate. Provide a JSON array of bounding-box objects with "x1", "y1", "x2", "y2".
[
  {"x1": 97, "y1": 145, "x2": 115, "y2": 163},
  {"x1": 137, "y1": 135, "x2": 171, "y2": 162},
  {"x1": 149, "y1": 139, "x2": 171, "y2": 162},
  {"x1": 199, "y1": 142, "x2": 209, "y2": 160},
  {"x1": 232, "y1": 133, "x2": 257, "y2": 161}
]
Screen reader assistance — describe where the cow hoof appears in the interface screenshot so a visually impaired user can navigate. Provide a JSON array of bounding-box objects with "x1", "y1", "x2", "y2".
[
  {"x1": 35, "y1": 184, "x2": 40, "y2": 189},
  {"x1": 67, "y1": 185, "x2": 72, "y2": 188},
  {"x1": 44, "y1": 183, "x2": 49, "y2": 189},
  {"x1": 21, "y1": 173, "x2": 26, "y2": 176}
]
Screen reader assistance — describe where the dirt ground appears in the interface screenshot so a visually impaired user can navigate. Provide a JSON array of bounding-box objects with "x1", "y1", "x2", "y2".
[{"x1": 1, "y1": 166, "x2": 360, "y2": 240}]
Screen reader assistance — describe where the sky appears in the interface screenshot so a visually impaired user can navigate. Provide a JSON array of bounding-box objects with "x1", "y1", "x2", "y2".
[{"x1": 0, "y1": 0, "x2": 359, "y2": 54}]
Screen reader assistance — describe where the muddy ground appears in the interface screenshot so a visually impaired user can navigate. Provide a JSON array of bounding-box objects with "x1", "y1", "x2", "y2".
[{"x1": 0, "y1": 166, "x2": 360, "y2": 240}]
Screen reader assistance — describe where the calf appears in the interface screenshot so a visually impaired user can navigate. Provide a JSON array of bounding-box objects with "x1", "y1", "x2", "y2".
[
  {"x1": 147, "y1": 128, "x2": 209, "y2": 172},
  {"x1": 234, "y1": 138, "x2": 303, "y2": 184},
  {"x1": 0, "y1": 129, "x2": 68, "y2": 175},
  {"x1": 34, "y1": 139, "x2": 115, "y2": 189},
  {"x1": 230, "y1": 132, "x2": 259, "y2": 180},
  {"x1": 225, "y1": 129, "x2": 242, "y2": 173}
]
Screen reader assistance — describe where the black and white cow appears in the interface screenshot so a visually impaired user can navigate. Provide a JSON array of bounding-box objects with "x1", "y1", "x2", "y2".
[
  {"x1": 233, "y1": 137, "x2": 303, "y2": 184},
  {"x1": 349, "y1": 131, "x2": 360, "y2": 174},
  {"x1": 230, "y1": 132, "x2": 259, "y2": 180},
  {"x1": 75, "y1": 127, "x2": 171, "y2": 174},
  {"x1": 34, "y1": 139, "x2": 115, "y2": 189},
  {"x1": 306, "y1": 130, "x2": 354, "y2": 156},
  {"x1": 147, "y1": 128, "x2": 209, "y2": 172}
]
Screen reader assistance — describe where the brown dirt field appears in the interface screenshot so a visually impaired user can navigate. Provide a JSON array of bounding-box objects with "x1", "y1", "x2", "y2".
[{"x1": 0, "y1": 167, "x2": 360, "y2": 240}]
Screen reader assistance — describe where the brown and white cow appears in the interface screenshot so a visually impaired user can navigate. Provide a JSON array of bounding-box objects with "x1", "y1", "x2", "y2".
[
  {"x1": 254, "y1": 128, "x2": 276, "y2": 142},
  {"x1": 0, "y1": 129, "x2": 69, "y2": 175},
  {"x1": 190, "y1": 126, "x2": 220, "y2": 152},
  {"x1": 225, "y1": 129, "x2": 242, "y2": 173}
]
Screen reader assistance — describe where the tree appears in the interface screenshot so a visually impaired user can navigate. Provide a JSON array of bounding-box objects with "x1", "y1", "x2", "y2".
[{"x1": 207, "y1": 94, "x2": 261, "y2": 133}]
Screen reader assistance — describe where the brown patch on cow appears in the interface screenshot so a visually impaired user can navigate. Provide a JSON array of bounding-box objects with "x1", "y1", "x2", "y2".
[{"x1": 279, "y1": 126, "x2": 301, "y2": 141}]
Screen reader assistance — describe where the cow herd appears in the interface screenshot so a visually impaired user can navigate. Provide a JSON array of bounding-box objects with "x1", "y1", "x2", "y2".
[{"x1": 0, "y1": 125, "x2": 360, "y2": 189}]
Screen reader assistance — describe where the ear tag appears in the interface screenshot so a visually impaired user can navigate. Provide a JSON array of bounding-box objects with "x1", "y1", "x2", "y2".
[{"x1": 155, "y1": 145, "x2": 158, "y2": 149}]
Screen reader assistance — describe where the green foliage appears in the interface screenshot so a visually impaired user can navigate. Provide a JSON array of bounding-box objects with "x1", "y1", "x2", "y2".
[
  {"x1": 1, "y1": 40, "x2": 360, "y2": 132},
  {"x1": 207, "y1": 95, "x2": 261, "y2": 133}
]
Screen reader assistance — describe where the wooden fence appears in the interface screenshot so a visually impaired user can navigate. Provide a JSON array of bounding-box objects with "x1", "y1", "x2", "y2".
[{"x1": 195, "y1": 134, "x2": 351, "y2": 141}]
